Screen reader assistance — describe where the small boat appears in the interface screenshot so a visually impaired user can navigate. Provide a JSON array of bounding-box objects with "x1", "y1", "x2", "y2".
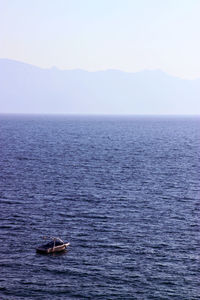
[{"x1": 36, "y1": 237, "x2": 70, "y2": 254}]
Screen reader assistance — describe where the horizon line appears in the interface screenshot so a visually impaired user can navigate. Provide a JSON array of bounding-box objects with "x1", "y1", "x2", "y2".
[{"x1": 0, "y1": 112, "x2": 199, "y2": 117}]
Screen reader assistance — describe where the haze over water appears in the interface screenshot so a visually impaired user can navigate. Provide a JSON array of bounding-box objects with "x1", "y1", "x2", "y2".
[{"x1": 0, "y1": 115, "x2": 200, "y2": 299}]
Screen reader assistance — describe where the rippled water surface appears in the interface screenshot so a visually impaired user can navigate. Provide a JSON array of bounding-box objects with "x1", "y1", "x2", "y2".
[{"x1": 0, "y1": 115, "x2": 200, "y2": 299}]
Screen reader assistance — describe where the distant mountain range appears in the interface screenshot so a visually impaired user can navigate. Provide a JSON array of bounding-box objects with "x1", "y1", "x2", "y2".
[{"x1": 0, "y1": 58, "x2": 200, "y2": 114}]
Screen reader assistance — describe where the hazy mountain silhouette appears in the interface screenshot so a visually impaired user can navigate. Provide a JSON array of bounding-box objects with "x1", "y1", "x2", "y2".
[{"x1": 0, "y1": 58, "x2": 200, "y2": 114}]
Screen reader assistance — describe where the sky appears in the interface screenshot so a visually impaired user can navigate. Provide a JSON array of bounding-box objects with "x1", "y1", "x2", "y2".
[{"x1": 0, "y1": 0, "x2": 200, "y2": 79}]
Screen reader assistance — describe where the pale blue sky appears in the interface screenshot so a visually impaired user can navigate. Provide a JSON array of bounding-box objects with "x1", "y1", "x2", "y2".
[{"x1": 1, "y1": 0, "x2": 200, "y2": 79}]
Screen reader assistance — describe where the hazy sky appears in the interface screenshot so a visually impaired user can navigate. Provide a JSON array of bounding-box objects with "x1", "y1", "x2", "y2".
[{"x1": 1, "y1": 0, "x2": 200, "y2": 79}]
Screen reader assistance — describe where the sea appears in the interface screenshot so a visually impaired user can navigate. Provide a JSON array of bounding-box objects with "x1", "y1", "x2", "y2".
[{"x1": 0, "y1": 114, "x2": 200, "y2": 300}]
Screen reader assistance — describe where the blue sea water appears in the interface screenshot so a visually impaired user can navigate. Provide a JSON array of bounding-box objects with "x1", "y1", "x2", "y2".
[{"x1": 0, "y1": 115, "x2": 200, "y2": 299}]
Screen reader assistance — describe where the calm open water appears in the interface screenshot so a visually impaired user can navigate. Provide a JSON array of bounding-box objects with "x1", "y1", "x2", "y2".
[{"x1": 0, "y1": 115, "x2": 200, "y2": 299}]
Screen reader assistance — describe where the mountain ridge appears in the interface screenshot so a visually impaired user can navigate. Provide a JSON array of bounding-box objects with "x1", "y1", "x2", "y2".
[
  {"x1": 0, "y1": 58, "x2": 187, "y2": 78},
  {"x1": 0, "y1": 59, "x2": 199, "y2": 114}
]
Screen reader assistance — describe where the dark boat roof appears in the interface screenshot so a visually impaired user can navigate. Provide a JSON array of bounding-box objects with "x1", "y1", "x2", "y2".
[{"x1": 41, "y1": 240, "x2": 64, "y2": 249}]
